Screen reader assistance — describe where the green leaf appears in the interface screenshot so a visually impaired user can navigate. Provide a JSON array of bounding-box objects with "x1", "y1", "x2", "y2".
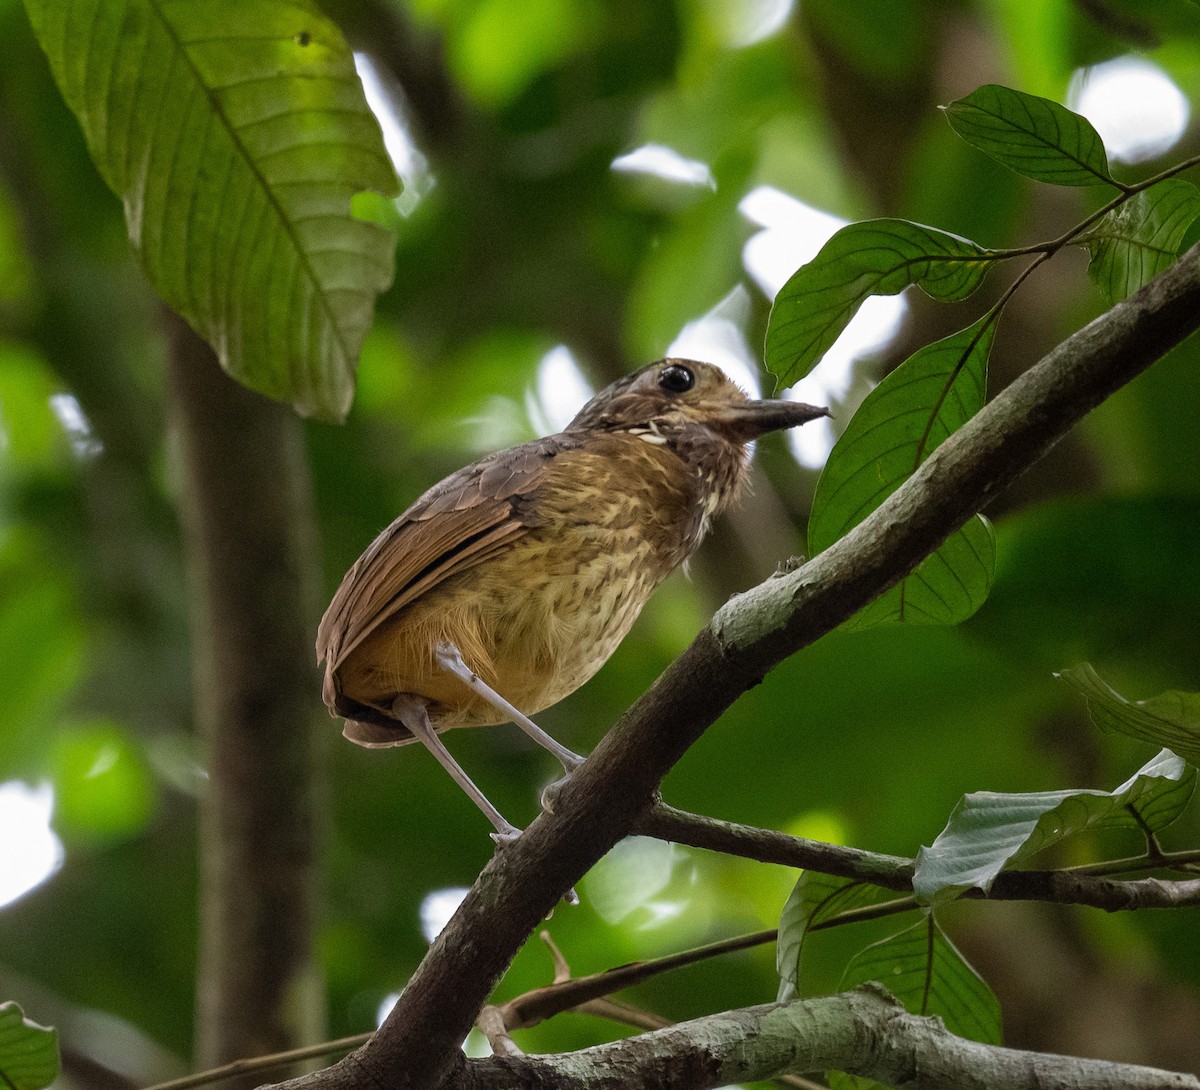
[
  {"x1": 776, "y1": 873, "x2": 897, "y2": 1002},
  {"x1": 0, "y1": 1002, "x2": 59, "y2": 1090},
  {"x1": 765, "y1": 220, "x2": 994, "y2": 384},
  {"x1": 828, "y1": 917, "x2": 1001, "y2": 1089},
  {"x1": 809, "y1": 318, "x2": 998, "y2": 630},
  {"x1": 24, "y1": 0, "x2": 398, "y2": 421},
  {"x1": 1077, "y1": 179, "x2": 1200, "y2": 304},
  {"x1": 853, "y1": 516, "x2": 994, "y2": 631},
  {"x1": 942, "y1": 84, "x2": 1115, "y2": 187},
  {"x1": 1058, "y1": 663, "x2": 1200, "y2": 767},
  {"x1": 913, "y1": 750, "x2": 1195, "y2": 904}
]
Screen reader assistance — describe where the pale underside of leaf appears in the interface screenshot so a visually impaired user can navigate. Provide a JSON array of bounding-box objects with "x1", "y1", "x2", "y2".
[
  {"x1": 776, "y1": 874, "x2": 891, "y2": 1002},
  {"x1": 25, "y1": 0, "x2": 398, "y2": 420},
  {"x1": 913, "y1": 749, "x2": 1194, "y2": 904}
]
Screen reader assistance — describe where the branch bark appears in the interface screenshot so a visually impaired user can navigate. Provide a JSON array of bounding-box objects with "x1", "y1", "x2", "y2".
[
  {"x1": 461, "y1": 987, "x2": 1200, "y2": 1090},
  {"x1": 165, "y1": 313, "x2": 325, "y2": 1065},
  {"x1": 270, "y1": 243, "x2": 1200, "y2": 1090}
]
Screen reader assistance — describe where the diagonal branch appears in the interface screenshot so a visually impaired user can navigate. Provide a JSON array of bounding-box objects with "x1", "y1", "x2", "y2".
[
  {"x1": 269, "y1": 244, "x2": 1200, "y2": 1090},
  {"x1": 495, "y1": 929, "x2": 779, "y2": 1032}
]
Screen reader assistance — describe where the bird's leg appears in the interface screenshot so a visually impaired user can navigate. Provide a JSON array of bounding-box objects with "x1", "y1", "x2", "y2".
[
  {"x1": 433, "y1": 641, "x2": 585, "y2": 773},
  {"x1": 391, "y1": 694, "x2": 523, "y2": 845}
]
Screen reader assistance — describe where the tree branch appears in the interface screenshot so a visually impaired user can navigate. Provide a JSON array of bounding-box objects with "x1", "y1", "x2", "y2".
[
  {"x1": 495, "y1": 928, "x2": 778, "y2": 1032},
  {"x1": 638, "y1": 803, "x2": 1200, "y2": 911},
  {"x1": 636, "y1": 803, "x2": 914, "y2": 887},
  {"x1": 462, "y1": 987, "x2": 1200, "y2": 1090},
  {"x1": 268, "y1": 245, "x2": 1200, "y2": 1090}
]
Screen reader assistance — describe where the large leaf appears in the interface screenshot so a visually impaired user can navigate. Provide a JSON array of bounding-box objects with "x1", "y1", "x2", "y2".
[
  {"x1": 24, "y1": 0, "x2": 398, "y2": 420},
  {"x1": 914, "y1": 750, "x2": 1195, "y2": 904},
  {"x1": 942, "y1": 84, "x2": 1116, "y2": 187},
  {"x1": 1058, "y1": 663, "x2": 1200, "y2": 766},
  {"x1": 764, "y1": 220, "x2": 994, "y2": 384},
  {"x1": 776, "y1": 873, "x2": 897, "y2": 1002},
  {"x1": 1077, "y1": 179, "x2": 1200, "y2": 304},
  {"x1": 828, "y1": 917, "x2": 1001, "y2": 1090},
  {"x1": 809, "y1": 318, "x2": 997, "y2": 630},
  {"x1": 0, "y1": 1002, "x2": 58, "y2": 1090}
]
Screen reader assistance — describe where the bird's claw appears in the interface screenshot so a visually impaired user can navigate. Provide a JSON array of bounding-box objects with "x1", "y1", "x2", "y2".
[{"x1": 540, "y1": 773, "x2": 575, "y2": 814}]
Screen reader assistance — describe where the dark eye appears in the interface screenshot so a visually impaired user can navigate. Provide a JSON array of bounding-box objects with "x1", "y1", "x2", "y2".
[{"x1": 658, "y1": 363, "x2": 695, "y2": 394}]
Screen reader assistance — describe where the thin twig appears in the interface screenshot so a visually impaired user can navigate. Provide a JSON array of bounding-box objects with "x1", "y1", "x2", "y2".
[
  {"x1": 499, "y1": 928, "x2": 779, "y2": 1030},
  {"x1": 140, "y1": 1036, "x2": 370, "y2": 1090},
  {"x1": 476, "y1": 1007, "x2": 523, "y2": 1058}
]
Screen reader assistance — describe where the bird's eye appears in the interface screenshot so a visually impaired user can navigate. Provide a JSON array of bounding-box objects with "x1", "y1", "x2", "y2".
[{"x1": 658, "y1": 363, "x2": 695, "y2": 394}]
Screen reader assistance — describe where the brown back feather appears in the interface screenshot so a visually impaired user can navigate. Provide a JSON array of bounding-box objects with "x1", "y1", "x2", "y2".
[{"x1": 315, "y1": 435, "x2": 573, "y2": 679}]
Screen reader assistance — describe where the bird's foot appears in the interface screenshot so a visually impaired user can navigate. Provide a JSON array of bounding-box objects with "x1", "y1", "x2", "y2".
[
  {"x1": 393, "y1": 693, "x2": 527, "y2": 846},
  {"x1": 540, "y1": 772, "x2": 576, "y2": 815},
  {"x1": 559, "y1": 751, "x2": 585, "y2": 774},
  {"x1": 490, "y1": 825, "x2": 524, "y2": 847},
  {"x1": 489, "y1": 821, "x2": 577, "y2": 905},
  {"x1": 342, "y1": 719, "x2": 411, "y2": 748}
]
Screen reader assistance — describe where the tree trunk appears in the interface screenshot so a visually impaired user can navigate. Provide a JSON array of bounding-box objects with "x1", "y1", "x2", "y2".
[{"x1": 164, "y1": 312, "x2": 325, "y2": 1066}]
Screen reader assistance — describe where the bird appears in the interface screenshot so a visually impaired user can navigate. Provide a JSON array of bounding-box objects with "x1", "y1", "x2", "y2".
[{"x1": 316, "y1": 358, "x2": 828, "y2": 842}]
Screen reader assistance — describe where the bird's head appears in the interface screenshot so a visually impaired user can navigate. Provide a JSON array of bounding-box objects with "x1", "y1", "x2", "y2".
[{"x1": 566, "y1": 358, "x2": 829, "y2": 446}]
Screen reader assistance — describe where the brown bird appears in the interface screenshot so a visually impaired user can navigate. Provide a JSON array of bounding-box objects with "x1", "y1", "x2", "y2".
[{"x1": 317, "y1": 358, "x2": 828, "y2": 841}]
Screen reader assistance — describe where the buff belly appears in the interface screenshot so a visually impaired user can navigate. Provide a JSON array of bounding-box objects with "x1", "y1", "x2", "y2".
[{"x1": 334, "y1": 529, "x2": 668, "y2": 731}]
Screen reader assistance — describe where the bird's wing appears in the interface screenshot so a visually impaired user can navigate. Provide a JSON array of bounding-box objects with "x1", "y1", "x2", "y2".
[{"x1": 316, "y1": 436, "x2": 568, "y2": 674}]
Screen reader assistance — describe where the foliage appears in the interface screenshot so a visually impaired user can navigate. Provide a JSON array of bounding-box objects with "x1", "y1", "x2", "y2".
[
  {"x1": 941, "y1": 83, "x2": 1118, "y2": 187},
  {"x1": 764, "y1": 220, "x2": 993, "y2": 383},
  {"x1": 808, "y1": 317, "x2": 997, "y2": 629},
  {"x1": 913, "y1": 749, "x2": 1195, "y2": 902},
  {"x1": 1058, "y1": 664, "x2": 1200, "y2": 766},
  {"x1": 0, "y1": 1002, "x2": 58, "y2": 1090},
  {"x1": 23, "y1": 0, "x2": 398, "y2": 420},
  {"x1": 829, "y1": 918, "x2": 1001, "y2": 1090},
  {"x1": 3, "y1": 0, "x2": 1200, "y2": 1085}
]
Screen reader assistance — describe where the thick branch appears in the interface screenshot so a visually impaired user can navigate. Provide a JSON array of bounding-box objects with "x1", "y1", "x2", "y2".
[
  {"x1": 272, "y1": 247, "x2": 1200, "y2": 1090},
  {"x1": 464, "y1": 987, "x2": 1199, "y2": 1090}
]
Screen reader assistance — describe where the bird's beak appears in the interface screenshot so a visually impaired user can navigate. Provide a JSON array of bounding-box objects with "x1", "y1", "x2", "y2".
[{"x1": 706, "y1": 398, "x2": 831, "y2": 444}]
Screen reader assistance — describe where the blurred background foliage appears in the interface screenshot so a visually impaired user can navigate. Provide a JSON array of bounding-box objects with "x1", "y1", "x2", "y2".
[{"x1": 2, "y1": 0, "x2": 1200, "y2": 1083}]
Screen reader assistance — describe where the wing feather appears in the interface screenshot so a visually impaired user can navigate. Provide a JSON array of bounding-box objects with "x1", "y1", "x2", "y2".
[{"x1": 316, "y1": 436, "x2": 569, "y2": 675}]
